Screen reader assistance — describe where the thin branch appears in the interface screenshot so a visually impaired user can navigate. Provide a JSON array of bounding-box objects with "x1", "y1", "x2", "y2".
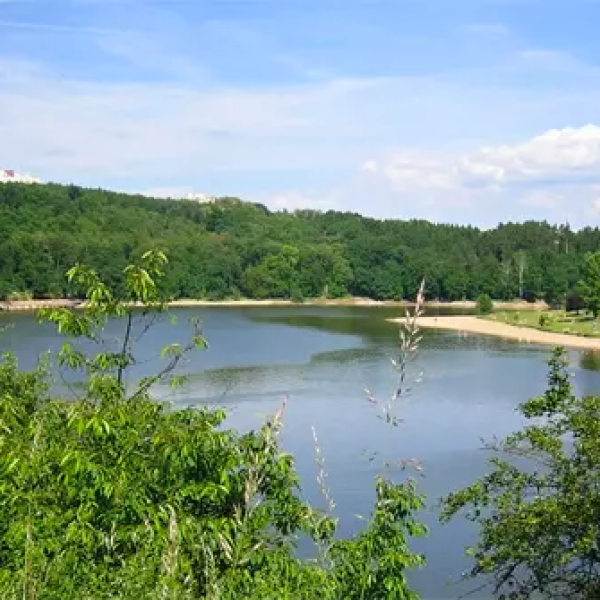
[{"x1": 117, "y1": 311, "x2": 133, "y2": 387}]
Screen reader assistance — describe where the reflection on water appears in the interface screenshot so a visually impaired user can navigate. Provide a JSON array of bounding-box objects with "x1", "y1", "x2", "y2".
[
  {"x1": 158, "y1": 363, "x2": 307, "y2": 407},
  {"x1": 158, "y1": 345, "x2": 386, "y2": 409},
  {"x1": 581, "y1": 350, "x2": 600, "y2": 372},
  {"x1": 251, "y1": 310, "x2": 398, "y2": 341},
  {"x1": 310, "y1": 346, "x2": 381, "y2": 365},
  {"x1": 3, "y1": 305, "x2": 600, "y2": 598},
  {"x1": 252, "y1": 309, "x2": 551, "y2": 358}
]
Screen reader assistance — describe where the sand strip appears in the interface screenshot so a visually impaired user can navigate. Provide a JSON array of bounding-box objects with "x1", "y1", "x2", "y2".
[
  {"x1": 388, "y1": 316, "x2": 600, "y2": 350},
  {"x1": 1, "y1": 298, "x2": 547, "y2": 313}
]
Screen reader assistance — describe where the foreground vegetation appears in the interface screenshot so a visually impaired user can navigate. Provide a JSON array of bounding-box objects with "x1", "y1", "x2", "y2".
[
  {"x1": 0, "y1": 252, "x2": 427, "y2": 599},
  {"x1": 1, "y1": 182, "x2": 597, "y2": 303}
]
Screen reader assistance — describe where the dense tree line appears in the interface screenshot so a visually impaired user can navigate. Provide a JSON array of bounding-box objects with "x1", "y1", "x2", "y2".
[{"x1": 1, "y1": 182, "x2": 598, "y2": 302}]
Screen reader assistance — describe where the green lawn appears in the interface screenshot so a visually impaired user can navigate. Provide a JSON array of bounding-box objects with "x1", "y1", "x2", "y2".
[{"x1": 483, "y1": 310, "x2": 600, "y2": 338}]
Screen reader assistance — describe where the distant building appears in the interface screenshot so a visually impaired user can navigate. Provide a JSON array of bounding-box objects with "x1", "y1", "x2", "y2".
[
  {"x1": 185, "y1": 192, "x2": 216, "y2": 203},
  {"x1": 0, "y1": 169, "x2": 41, "y2": 184}
]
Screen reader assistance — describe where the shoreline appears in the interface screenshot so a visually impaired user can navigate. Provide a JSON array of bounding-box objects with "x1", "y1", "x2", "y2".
[
  {"x1": 388, "y1": 315, "x2": 600, "y2": 350},
  {"x1": 0, "y1": 298, "x2": 547, "y2": 313}
]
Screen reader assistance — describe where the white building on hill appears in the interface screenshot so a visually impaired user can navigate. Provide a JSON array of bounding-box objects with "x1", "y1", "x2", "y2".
[
  {"x1": 0, "y1": 169, "x2": 41, "y2": 184},
  {"x1": 185, "y1": 192, "x2": 216, "y2": 203}
]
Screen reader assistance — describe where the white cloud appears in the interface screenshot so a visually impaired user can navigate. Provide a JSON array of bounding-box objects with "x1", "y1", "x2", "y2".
[
  {"x1": 368, "y1": 152, "x2": 460, "y2": 191},
  {"x1": 358, "y1": 126, "x2": 600, "y2": 226},
  {"x1": 366, "y1": 125, "x2": 600, "y2": 193},
  {"x1": 461, "y1": 125, "x2": 600, "y2": 182},
  {"x1": 520, "y1": 190, "x2": 563, "y2": 209}
]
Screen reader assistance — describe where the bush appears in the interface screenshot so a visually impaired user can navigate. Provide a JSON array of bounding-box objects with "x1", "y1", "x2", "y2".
[
  {"x1": 566, "y1": 290, "x2": 586, "y2": 313},
  {"x1": 7, "y1": 290, "x2": 33, "y2": 301},
  {"x1": 290, "y1": 283, "x2": 304, "y2": 303},
  {"x1": 544, "y1": 288, "x2": 564, "y2": 310},
  {"x1": 393, "y1": 285, "x2": 404, "y2": 301},
  {"x1": 539, "y1": 313, "x2": 549, "y2": 327},
  {"x1": 476, "y1": 293, "x2": 493, "y2": 315}
]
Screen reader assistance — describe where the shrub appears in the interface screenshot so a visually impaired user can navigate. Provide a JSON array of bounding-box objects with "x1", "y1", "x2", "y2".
[
  {"x1": 393, "y1": 285, "x2": 404, "y2": 301},
  {"x1": 476, "y1": 293, "x2": 493, "y2": 315},
  {"x1": 7, "y1": 290, "x2": 33, "y2": 301},
  {"x1": 290, "y1": 283, "x2": 304, "y2": 303},
  {"x1": 539, "y1": 313, "x2": 549, "y2": 327},
  {"x1": 566, "y1": 290, "x2": 586, "y2": 314}
]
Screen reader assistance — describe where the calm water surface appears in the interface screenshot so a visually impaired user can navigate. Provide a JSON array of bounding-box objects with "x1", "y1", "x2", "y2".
[{"x1": 2, "y1": 305, "x2": 600, "y2": 599}]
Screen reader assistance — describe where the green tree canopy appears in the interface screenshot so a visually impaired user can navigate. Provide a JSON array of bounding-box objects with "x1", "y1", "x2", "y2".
[
  {"x1": 579, "y1": 251, "x2": 600, "y2": 317},
  {"x1": 0, "y1": 182, "x2": 597, "y2": 303}
]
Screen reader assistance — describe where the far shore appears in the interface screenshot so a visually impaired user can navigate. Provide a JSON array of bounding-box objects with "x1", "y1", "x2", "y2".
[
  {"x1": 388, "y1": 315, "x2": 600, "y2": 350},
  {"x1": 0, "y1": 298, "x2": 548, "y2": 313}
]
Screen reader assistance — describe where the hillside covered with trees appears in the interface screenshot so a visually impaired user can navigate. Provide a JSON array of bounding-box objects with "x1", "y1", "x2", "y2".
[{"x1": 1, "y1": 182, "x2": 597, "y2": 303}]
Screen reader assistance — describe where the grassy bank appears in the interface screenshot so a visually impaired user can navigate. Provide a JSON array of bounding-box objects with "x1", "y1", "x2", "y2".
[{"x1": 484, "y1": 310, "x2": 600, "y2": 338}]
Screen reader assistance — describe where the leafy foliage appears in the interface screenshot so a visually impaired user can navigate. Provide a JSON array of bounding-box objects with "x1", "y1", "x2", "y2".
[
  {"x1": 477, "y1": 293, "x2": 494, "y2": 315},
  {"x1": 579, "y1": 251, "x2": 600, "y2": 317},
  {"x1": 566, "y1": 287, "x2": 587, "y2": 313},
  {"x1": 442, "y1": 348, "x2": 600, "y2": 599},
  {"x1": 0, "y1": 251, "x2": 426, "y2": 599},
  {"x1": 0, "y1": 183, "x2": 595, "y2": 302}
]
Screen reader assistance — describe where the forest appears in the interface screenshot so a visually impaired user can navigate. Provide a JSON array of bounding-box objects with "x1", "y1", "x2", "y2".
[{"x1": 1, "y1": 182, "x2": 597, "y2": 303}]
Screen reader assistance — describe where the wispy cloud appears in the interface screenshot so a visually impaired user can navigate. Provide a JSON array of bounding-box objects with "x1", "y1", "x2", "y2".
[
  {"x1": 464, "y1": 22, "x2": 510, "y2": 36},
  {"x1": 92, "y1": 28, "x2": 208, "y2": 80},
  {"x1": 0, "y1": 19, "x2": 119, "y2": 34}
]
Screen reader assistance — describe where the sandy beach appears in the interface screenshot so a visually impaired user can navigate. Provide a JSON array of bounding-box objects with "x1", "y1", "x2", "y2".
[
  {"x1": 0, "y1": 297, "x2": 547, "y2": 313},
  {"x1": 388, "y1": 315, "x2": 600, "y2": 350}
]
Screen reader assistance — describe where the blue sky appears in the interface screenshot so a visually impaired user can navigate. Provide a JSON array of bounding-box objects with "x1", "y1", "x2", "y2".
[{"x1": 1, "y1": 0, "x2": 600, "y2": 226}]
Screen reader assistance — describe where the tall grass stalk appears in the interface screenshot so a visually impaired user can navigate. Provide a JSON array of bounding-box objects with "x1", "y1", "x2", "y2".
[
  {"x1": 364, "y1": 279, "x2": 426, "y2": 426},
  {"x1": 312, "y1": 279, "x2": 427, "y2": 545}
]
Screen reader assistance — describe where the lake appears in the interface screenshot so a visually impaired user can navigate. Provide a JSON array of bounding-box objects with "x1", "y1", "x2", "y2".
[{"x1": 2, "y1": 305, "x2": 600, "y2": 598}]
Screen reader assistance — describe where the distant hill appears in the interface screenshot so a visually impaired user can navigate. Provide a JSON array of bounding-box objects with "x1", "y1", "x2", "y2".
[{"x1": 0, "y1": 182, "x2": 596, "y2": 302}]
